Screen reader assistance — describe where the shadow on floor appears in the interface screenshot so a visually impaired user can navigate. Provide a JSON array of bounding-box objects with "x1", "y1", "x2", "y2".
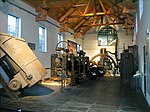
[
  {"x1": 0, "y1": 77, "x2": 149, "y2": 112},
  {"x1": 0, "y1": 84, "x2": 54, "y2": 98},
  {"x1": 21, "y1": 84, "x2": 54, "y2": 97}
]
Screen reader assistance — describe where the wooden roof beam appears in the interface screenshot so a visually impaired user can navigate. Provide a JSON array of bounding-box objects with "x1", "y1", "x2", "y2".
[
  {"x1": 76, "y1": 8, "x2": 84, "y2": 15},
  {"x1": 96, "y1": 19, "x2": 102, "y2": 32},
  {"x1": 59, "y1": 7, "x2": 75, "y2": 22},
  {"x1": 82, "y1": 22, "x2": 124, "y2": 27},
  {"x1": 98, "y1": 0, "x2": 111, "y2": 23},
  {"x1": 74, "y1": 17, "x2": 92, "y2": 31},
  {"x1": 74, "y1": 19, "x2": 87, "y2": 31},
  {"x1": 103, "y1": 2, "x2": 122, "y2": 29},
  {"x1": 68, "y1": 11, "x2": 134, "y2": 18},
  {"x1": 84, "y1": 0, "x2": 92, "y2": 14},
  {"x1": 82, "y1": 26, "x2": 92, "y2": 35},
  {"x1": 125, "y1": 14, "x2": 134, "y2": 25},
  {"x1": 82, "y1": 12, "x2": 105, "y2": 17}
]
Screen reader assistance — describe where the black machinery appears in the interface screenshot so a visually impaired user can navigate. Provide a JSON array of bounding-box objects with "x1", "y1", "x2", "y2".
[
  {"x1": 88, "y1": 48, "x2": 117, "y2": 80},
  {"x1": 120, "y1": 45, "x2": 138, "y2": 85},
  {"x1": 50, "y1": 41, "x2": 90, "y2": 86}
]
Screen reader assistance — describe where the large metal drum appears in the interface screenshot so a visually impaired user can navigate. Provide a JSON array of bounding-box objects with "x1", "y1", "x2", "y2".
[{"x1": 0, "y1": 33, "x2": 46, "y2": 90}]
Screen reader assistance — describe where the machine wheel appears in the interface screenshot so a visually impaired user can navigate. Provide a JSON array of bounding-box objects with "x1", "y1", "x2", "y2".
[
  {"x1": 8, "y1": 79, "x2": 21, "y2": 91},
  {"x1": 88, "y1": 67, "x2": 98, "y2": 80}
]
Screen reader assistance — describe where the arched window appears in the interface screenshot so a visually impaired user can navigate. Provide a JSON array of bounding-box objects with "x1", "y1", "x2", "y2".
[{"x1": 97, "y1": 26, "x2": 117, "y2": 46}]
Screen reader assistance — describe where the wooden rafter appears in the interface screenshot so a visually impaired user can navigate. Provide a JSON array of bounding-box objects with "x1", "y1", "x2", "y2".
[
  {"x1": 110, "y1": 1, "x2": 135, "y2": 23},
  {"x1": 84, "y1": 0, "x2": 92, "y2": 14},
  {"x1": 107, "y1": 0, "x2": 135, "y2": 31},
  {"x1": 35, "y1": 0, "x2": 49, "y2": 21},
  {"x1": 76, "y1": 7, "x2": 84, "y2": 15},
  {"x1": 82, "y1": 26, "x2": 92, "y2": 35},
  {"x1": 82, "y1": 22, "x2": 124, "y2": 27},
  {"x1": 96, "y1": 19, "x2": 102, "y2": 32},
  {"x1": 74, "y1": 19, "x2": 87, "y2": 31},
  {"x1": 68, "y1": 11, "x2": 133, "y2": 18},
  {"x1": 23, "y1": 0, "x2": 137, "y2": 36},
  {"x1": 59, "y1": 7, "x2": 75, "y2": 22},
  {"x1": 98, "y1": 0, "x2": 111, "y2": 23}
]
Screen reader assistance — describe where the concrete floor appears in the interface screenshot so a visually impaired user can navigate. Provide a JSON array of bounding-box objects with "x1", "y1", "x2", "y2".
[{"x1": 0, "y1": 77, "x2": 149, "y2": 112}]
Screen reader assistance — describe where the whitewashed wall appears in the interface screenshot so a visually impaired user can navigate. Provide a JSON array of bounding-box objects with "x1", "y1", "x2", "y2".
[
  {"x1": 64, "y1": 31, "x2": 83, "y2": 46},
  {"x1": 0, "y1": 0, "x2": 83, "y2": 67},
  {"x1": 83, "y1": 29, "x2": 133, "y2": 61},
  {"x1": 0, "y1": 0, "x2": 82, "y2": 87},
  {"x1": 135, "y1": 0, "x2": 150, "y2": 106},
  {"x1": 0, "y1": 0, "x2": 60, "y2": 68}
]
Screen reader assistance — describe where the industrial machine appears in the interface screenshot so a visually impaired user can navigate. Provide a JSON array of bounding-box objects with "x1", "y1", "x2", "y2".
[
  {"x1": 69, "y1": 50, "x2": 90, "y2": 85},
  {"x1": 0, "y1": 33, "x2": 46, "y2": 92},
  {"x1": 120, "y1": 45, "x2": 138, "y2": 86},
  {"x1": 50, "y1": 41, "x2": 90, "y2": 86},
  {"x1": 88, "y1": 48, "x2": 117, "y2": 79},
  {"x1": 49, "y1": 41, "x2": 70, "y2": 89},
  {"x1": 51, "y1": 41, "x2": 69, "y2": 78}
]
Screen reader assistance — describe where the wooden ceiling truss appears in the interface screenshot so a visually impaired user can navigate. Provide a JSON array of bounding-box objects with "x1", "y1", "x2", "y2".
[{"x1": 23, "y1": 0, "x2": 137, "y2": 37}]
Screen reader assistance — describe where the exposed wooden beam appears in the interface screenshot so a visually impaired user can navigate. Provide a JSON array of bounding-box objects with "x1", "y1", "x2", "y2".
[
  {"x1": 98, "y1": 0, "x2": 106, "y2": 12},
  {"x1": 96, "y1": 19, "x2": 102, "y2": 32},
  {"x1": 59, "y1": 8, "x2": 75, "y2": 22},
  {"x1": 107, "y1": 6, "x2": 113, "y2": 13},
  {"x1": 112, "y1": 0, "x2": 136, "y2": 18},
  {"x1": 125, "y1": 15, "x2": 134, "y2": 25},
  {"x1": 84, "y1": 0, "x2": 92, "y2": 14},
  {"x1": 82, "y1": 12, "x2": 105, "y2": 16},
  {"x1": 35, "y1": 0, "x2": 49, "y2": 21},
  {"x1": 82, "y1": 22, "x2": 124, "y2": 27},
  {"x1": 92, "y1": 16, "x2": 97, "y2": 25},
  {"x1": 68, "y1": 11, "x2": 134, "y2": 18},
  {"x1": 76, "y1": 7, "x2": 84, "y2": 15},
  {"x1": 74, "y1": 16, "x2": 92, "y2": 31},
  {"x1": 98, "y1": 0, "x2": 111, "y2": 23},
  {"x1": 104, "y1": 2, "x2": 124, "y2": 29},
  {"x1": 74, "y1": 19, "x2": 87, "y2": 31},
  {"x1": 82, "y1": 26, "x2": 92, "y2": 35},
  {"x1": 70, "y1": 0, "x2": 84, "y2": 15},
  {"x1": 102, "y1": 2, "x2": 123, "y2": 24},
  {"x1": 92, "y1": 22, "x2": 124, "y2": 27},
  {"x1": 69, "y1": 12, "x2": 112, "y2": 18}
]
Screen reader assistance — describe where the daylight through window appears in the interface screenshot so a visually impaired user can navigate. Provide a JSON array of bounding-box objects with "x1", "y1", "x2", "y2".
[
  {"x1": 8, "y1": 14, "x2": 21, "y2": 37},
  {"x1": 39, "y1": 26, "x2": 47, "y2": 52}
]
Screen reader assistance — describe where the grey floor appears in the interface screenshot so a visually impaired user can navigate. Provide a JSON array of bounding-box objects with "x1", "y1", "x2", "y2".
[{"x1": 0, "y1": 77, "x2": 149, "y2": 112}]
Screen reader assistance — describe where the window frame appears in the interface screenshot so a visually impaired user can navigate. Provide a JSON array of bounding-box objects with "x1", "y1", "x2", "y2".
[
  {"x1": 139, "y1": 0, "x2": 144, "y2": 20},
  {"x1": 57, "y1": 32, "x2": 63, "y2": 48},
  {"x1": 7, "y1": 14, "x2": 21, "y2": 37},
  {"x1": 39, "y1": 26, "x2": 47, "y2": 52},
  {"x1": 77, "y1": 44, "x2": 82, "y2": 52}
]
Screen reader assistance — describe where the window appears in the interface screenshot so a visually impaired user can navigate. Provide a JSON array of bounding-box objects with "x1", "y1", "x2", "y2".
[
  {"x1": 97, "y1": 26, "x2": 117, "y2": 46},
  {"x1": 8, "y1": 14, "x2": 21, "y2": 37},
  {"x1": 77, "y1": 44, "x2": 82, "y2": 52},
  {"x1": 139, "y1": 0, "x2": 143, "y2": 20},
  {"x1": 39, "y1": 26, "x2": 47, "y2": 52},
  {"x1": 58, "y1": 33, "x2": 63, "y2": 48},
  {"x1": 135, "y1": 13, "x2": 138, "y2": 34}
]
